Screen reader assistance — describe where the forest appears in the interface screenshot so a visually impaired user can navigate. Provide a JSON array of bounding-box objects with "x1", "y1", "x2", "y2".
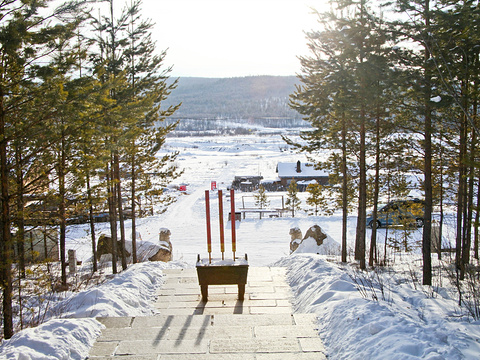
[
  {"x1": 0, "y1": 0, "x2": 181, "y2": 339},
  {"x1": 161, "y1": 76, "x2": 302, "y2": 120},
  {"x1": 290, "y1": 0, "x2": 480, "y2": 291}
]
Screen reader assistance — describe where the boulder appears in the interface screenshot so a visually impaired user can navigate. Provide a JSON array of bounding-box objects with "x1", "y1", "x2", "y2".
[
  {"x1": 159, "y1": 228, "x2": 171, "y2": 242},
  {"x1": 149, "y1": 228, "x2": 173, "y2": 262},
  {"x1": 97, "y1": 234, "x2": 131, "y2": 258},
  {"x1": 289, "y1": 227, "x2": 303, "y2": 253},
  {"x1": 303, "y1": 225, "x2": 327, "y2": 246}
]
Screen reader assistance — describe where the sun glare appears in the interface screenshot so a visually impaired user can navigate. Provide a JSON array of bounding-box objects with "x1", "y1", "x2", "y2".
[{"x1": 142, "y1": 0, "x2": 324, "y2": 77}]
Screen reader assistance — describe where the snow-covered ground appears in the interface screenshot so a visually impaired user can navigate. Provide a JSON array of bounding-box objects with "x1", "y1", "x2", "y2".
[{"x1": 1, "y1": 130, "x2": 479, "y2": 359}]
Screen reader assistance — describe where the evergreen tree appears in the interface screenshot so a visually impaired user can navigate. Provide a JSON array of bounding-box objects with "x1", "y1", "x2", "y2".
[
  {"x1": 254, "y1": 185, "x2": 269, "y2": 219},
  {"x1": 392, "y1": 0, "x2": 443, "y2": 284},
  {"x1": 289, "y1": 6, "x2": 357, "y2": 262},
  {"x1": 286, "y1": 180, "x2": 301, "y2": 217},
  {"x1": 306, "y1": 183, "x2": 324, "y2": 216},
  {"x1": 90, "y1": 0, "x2": 180, "y2": 268},
  {"x1": 290, "y1": 0, "x2": 393, "y2": 267},
  {"x1": 432, "y1": 0, "x2": 480, "y2": 278},
  {"x1": 0, "y1": 0, "x2": 85, "y2": 339},
  {"x1": 122, "y1": 0, "x2": 181, "y2": 262}
]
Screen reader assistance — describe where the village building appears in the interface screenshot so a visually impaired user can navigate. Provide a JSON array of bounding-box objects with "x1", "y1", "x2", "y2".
[
  {"x1": 230, "y1": 175, "x2": 264, "y2": 192},
  {"x1": 276, "y1": 161, "x2": 329, "y2": 190}
]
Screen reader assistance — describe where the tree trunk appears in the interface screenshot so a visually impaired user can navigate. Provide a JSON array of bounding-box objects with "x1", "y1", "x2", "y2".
[
  {"x1": 473, "y1": 52, "x2": 479, "y2": 260},
  {"x1": 131, "y1": 153, "x2": 137, "y2": 263},
  {"x1": 369, "y1": 112, "x2": 381, "y2": 267},
  {"x1": 0, "y1": 88, "x2": 13, "y2": 339},
  {"x1": 356, "y1": 107, "x2": 367, "y2": 270},
  {"x1": 14, "y1": 145, "x2": 25, "y2": 278},
  {"x1": 464, "y1": 127, "x2": 476, "y2": 266},
  {"x1": 438, "y1": 133, "x2": 444, "y2": 260},
  {"x1": 341, "y1": 112, "x2": 348, "y2": 263},
  {"x1": 456, "y1": 107, "x2": 466, "y2": 273},
  {"x1": 475, "y1": 171, "x2": 480, "y2": 260},
  {"x1": 114, "y1": 151, "x2": 127, "y2": 270},
  {"x1": 107, "y1": 162, "x2": 117, "y2": 274},
  {"x1": 355, "y1": 0, "x2": 367, "y2": 270},
  {"x1": 59, "y1": 135, "x2": 67, "y2": 288},
  {"x1": 459, "y1": 65, "x2": 470, "y2": 280},
  {"x1": 86, "y1": 173, "x2": 97, "y2": 272},
  {"x1": 422, "y1": 0, "x2": 433, "y2": 285}
]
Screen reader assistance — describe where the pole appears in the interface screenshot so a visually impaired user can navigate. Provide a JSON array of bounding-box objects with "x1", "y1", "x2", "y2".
[
  {"x1": 218, "y1": 190, "x2": 225, "y2": 260},
  {"x1": 230, "y1": 188, "x2": 236, "y2": 260},
  {"x1": 205, "y1": 190, "x2": 212, "y2": 263}
]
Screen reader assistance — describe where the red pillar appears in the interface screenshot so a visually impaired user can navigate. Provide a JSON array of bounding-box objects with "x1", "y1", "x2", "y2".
[
  {"x1": 205, "y1": 190, "x2": 212, "y2": 263},
  {"x1": 218, "y1": 190, "x2": 225, "y2": 260},
  {"x1": 230, "y1": 188, "x2": 236, "y2": 259}
]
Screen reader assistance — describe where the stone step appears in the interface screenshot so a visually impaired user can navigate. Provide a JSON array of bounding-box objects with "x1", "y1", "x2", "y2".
[{"x1": 87, "y1": 267, "x2": 327, "y2": 359}]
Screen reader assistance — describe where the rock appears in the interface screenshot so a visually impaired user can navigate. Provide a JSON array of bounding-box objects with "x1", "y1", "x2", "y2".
[
  {"x1": 303, "y1": 225, "x2": 327, "y2": 246},
  {"x1": 149, "y1": 228, "x2": 173, "y2": 262},
  {"x1": 97, "y1": 234, "x2": 131, "y2": 258},
  {"x1": 159, "y1": 228, "x2": 171, "y2": 242},
  {"x1": 289, "y1": 227, "x2": 303, "y2": 253}
]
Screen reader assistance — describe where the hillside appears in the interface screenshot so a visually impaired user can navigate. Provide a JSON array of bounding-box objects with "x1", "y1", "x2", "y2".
[{"x1": 163, "y1": 75, "x2": 302, "y2": 120}]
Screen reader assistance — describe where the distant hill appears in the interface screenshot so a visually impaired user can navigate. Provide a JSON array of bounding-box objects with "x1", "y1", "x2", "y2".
[{"x1": 163, "y1": 76, "x2": 302, "y2": 120}]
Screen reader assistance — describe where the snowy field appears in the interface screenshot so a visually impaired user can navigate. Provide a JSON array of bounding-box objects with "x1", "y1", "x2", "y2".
[{"x1": 1, "y1": 128, "x2": 480, "y2": 359}]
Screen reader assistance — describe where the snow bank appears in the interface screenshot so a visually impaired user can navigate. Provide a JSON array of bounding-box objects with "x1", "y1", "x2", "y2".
[
  {"x1": 0, "y1": 261, "x2": 184, "y2": 359},
  {"x1": 294, "y1": 235, "x2": 341, "y2": 256},
  {"x1": 0, "y1": 319, "x2": 102, "y2": 360},
  {"x1": 276, "y1": 254, "x2": 480, "y2": 360},
  {"x1": 50, "y1": 261, "x2": 178, "y2": 318}
]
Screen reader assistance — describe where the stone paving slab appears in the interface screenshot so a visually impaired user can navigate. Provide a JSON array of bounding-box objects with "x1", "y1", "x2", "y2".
[{"x1": 87, "y1": 267, "x2": 327, "y2": 359}]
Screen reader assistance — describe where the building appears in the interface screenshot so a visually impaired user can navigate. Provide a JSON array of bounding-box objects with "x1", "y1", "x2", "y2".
[
  {"x1": 276, "y1": 161, "x2": 329, "y2": 190},
  {"x1": 230, "y1": 175, "x2": 264, "y2": 192}
]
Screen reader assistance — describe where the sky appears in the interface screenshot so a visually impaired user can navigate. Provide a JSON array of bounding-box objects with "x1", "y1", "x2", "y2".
[{"x1": 140, "y1": 0, "x2": 326, "y2": 78}]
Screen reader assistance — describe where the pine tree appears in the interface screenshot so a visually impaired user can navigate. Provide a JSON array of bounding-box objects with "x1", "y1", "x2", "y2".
[
  {"x1": 392, "y1": 0, "x2": 445, "y2": 284},
  {"x1": 291, "y1": 0, "x2": 393, "y2": 267},
  {"x1": 90, "y1": 0, "x2": 181, "y2": 267},
  {"x1": 254, "y1": 185, "x2": 269, "y2": 219},
  {"x1": 306, "y1": 183, "x2": 323, "y2": 216},
  {"x1": 432, "y1": 0, "x2": 480, "y2": 278},
  {"x1": 289, "y1": 6, "x2": 357, "y2": 262},
  {"x1": 122, "y1": 0, "x2": 181, "y2": 262},
  {"x1": 0, "y1": 0, "x2": 86, "y2": 339},
  {"x1": 286, "y1": 180, "x2": 301, "y2": 218}
]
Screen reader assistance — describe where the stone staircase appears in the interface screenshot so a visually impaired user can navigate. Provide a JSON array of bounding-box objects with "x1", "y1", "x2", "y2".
[{"x1": 87, "y1": 267, "x2": 327, "y2": 359}]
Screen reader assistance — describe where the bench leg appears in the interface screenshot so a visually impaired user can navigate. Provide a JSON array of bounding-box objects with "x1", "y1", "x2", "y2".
[
  {"x1": 200, "y1": 285, "x2": 208, "y2": 302},
  {"x1": 238, "y1": 284, "x2": 245, "y2": 301}
]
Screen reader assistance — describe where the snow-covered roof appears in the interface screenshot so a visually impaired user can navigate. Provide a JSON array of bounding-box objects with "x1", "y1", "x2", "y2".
[
  {"x1": 297, "y1": 180, "x2": 318, "y2": 185},
  {"x1": 277, "y1": 161, "x2": 329, "y2": 179}
]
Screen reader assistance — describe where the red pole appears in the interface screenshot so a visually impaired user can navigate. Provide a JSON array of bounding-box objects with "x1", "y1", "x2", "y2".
[
  {"x1": 230, "y1": 188, "x2": 236, "y2": 260},
  {"x1": 205, "y1": 190, "x2": 212, "y2": 263},
  {"x1": 218, "y1": 190, "x2": 225, "y2": 260}
]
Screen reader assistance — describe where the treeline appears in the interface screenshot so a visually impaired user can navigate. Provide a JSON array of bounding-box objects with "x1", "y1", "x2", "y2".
[
  {"x1": 162, "y1": 118, "x2": 309, "y2": 136},
  {"x1": 162, "y1": 76, "x2": 303, "y2": 120},
  {"x1": 290, "y1": 0, "x2": 480, "y2": 285},
  {"x1": 0, "y1": 0, "x2": 180, "y2": 339}
]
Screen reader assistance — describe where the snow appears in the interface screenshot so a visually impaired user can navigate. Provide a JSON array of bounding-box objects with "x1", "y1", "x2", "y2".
[
  {"x1": 196, "y1": 258, "x2": 249, "y2": 266},
  {"x1": 277, "y1": 161, "x2": 329, "y2": 178},
  {"x1": 431, "y1": 96, "x2": 442, "y2": 103},
  {"x1": 1, "y1": 130, "x2": 480, "y2": 359},
  {"x1": 295, "y1": 234, "x2": 341, "y2": 256},
  {"x1": 277, "y1": 254, "x2": 480, "y2": 360},
  {"x1": 0, "y1": 319, "x2": 102, "y2": 360},
  {"x1": 0, "y1": 261, "x2": 183, "y2": 359}
]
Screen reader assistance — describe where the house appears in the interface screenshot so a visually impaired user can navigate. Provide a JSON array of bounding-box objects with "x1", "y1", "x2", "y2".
[
  {"x1": 230, "y1": 175, "x2": 264, "y2": 192},
  {"x1": 276, "y1": 161, "x2": 329, "y2": 190}
]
